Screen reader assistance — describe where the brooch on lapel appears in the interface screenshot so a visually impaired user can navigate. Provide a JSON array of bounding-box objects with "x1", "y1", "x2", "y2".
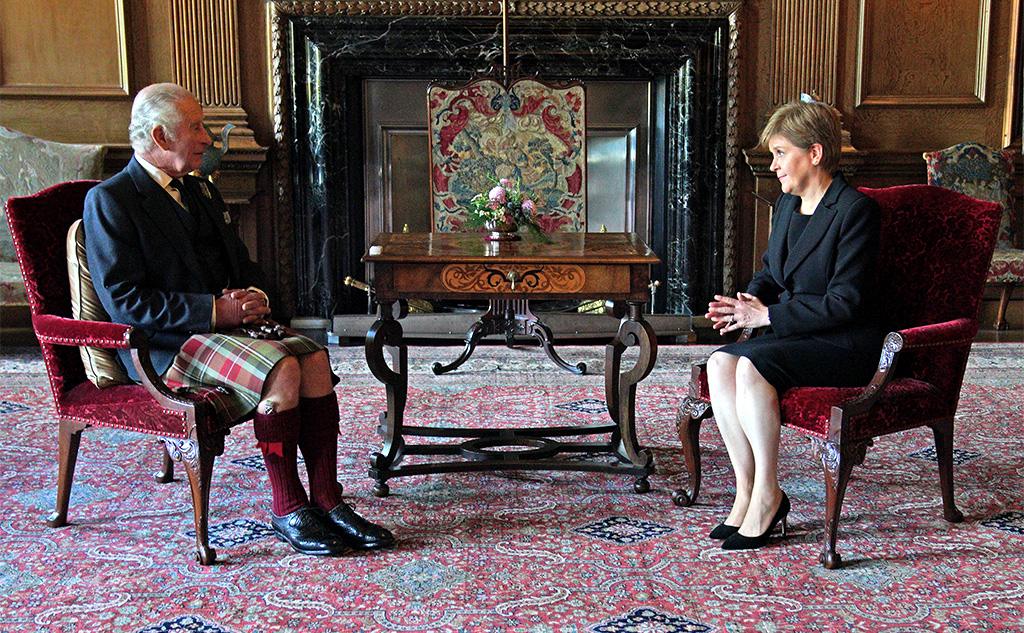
[{"x1": 198, "y1": 181, "x2": 213, "y2": 199}]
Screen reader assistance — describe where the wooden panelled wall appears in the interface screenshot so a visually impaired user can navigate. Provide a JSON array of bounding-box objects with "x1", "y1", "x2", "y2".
[{"x1": 1, "y1": 0, "x2": 1021, "y2": 325}]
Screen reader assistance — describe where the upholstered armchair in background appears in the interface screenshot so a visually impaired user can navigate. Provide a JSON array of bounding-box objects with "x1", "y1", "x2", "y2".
[
  {"x1": 672, "y1": 185, "x2": 1001, "y2": 568},
  {"x1": 924, "y1": 142, "x2": 1020, "y2": 330},
  {"x1": 0, "y1": 126, "x2": 105, "y2": 339},
  {"x1": 5, "y1": 181, "x2": 249, "y2": 565}
]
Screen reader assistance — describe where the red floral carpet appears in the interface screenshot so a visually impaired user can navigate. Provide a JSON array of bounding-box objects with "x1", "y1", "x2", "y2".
[{"x1": 0, "y1": 343, "x2": 1022, "y2": 632}]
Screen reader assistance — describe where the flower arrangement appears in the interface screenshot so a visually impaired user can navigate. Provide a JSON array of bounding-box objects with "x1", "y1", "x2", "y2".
[{"x1": 464, "y1": 176, "x2": 549, "y2": 241}]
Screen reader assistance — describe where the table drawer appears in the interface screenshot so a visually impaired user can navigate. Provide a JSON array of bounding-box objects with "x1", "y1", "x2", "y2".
[{"x1": 389, "y1": 263, "x2": 636, "y2": 297}]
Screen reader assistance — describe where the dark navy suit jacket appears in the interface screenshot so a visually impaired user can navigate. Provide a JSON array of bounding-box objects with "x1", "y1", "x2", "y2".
[
  {"x1": 747, "y1": 173, "x2": 882, "y2": 351},
  {"x1": 83, "y1": 157, "x2": 264, "y2": 379}
]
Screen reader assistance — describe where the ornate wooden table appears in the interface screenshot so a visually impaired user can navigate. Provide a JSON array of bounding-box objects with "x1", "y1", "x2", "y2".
[{"x1": 362, "y1": 231, "x2": 660, "y2": 494}]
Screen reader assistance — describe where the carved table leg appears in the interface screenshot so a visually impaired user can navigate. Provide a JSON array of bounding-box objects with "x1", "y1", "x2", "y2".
[
  {"x1": 813, "y1": 438, "x2": 869, "y2": 569},
  {"x1": 367, "y1": 300, "x2": 408, "y2": 496},
  {"x1": 47, "y1": 419, "x2": 88, "y2": 527},
  {"x1": 605, "y1": 301, "x2": 657, "y2": 492},
  {"x1": 525, "y1": 316, "x2": 587, "y2": 375},
  {"x1": 432, "y1": 319, "x2": 488, "y2": 375},
  {"x1": 154, "y1": 442, "x2": 175, "y2": 483},
  {"x1": 164, "y1": 437, "x2": 218, "y2": 565}
]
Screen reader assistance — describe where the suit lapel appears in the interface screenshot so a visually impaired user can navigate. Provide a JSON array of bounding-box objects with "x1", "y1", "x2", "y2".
[
  {"x1": 127, "y1": 158, "x2": 207, "y2": 284},
  {"x1": 782, "y1": 174, "x2": 846, "y2": 280},
  {"x1": 768, "y1": 195, "x2": 794, "y2": 285}
]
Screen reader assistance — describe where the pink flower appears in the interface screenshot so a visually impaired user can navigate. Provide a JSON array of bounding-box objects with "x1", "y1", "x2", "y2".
[
  {"x1": 488, "y1": 186, "x2": 507, "y2": 204},
  {"x1": 499, "y1": 178, "x2": 513, "y2": 187},
  {"x1": 522, "y1": 198, "x2": 535, "y2": 214}
]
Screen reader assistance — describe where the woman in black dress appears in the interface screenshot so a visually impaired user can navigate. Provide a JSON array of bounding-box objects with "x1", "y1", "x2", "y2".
[{"x1": 705, "y1": 98, "x2": 883, "y2": 549}]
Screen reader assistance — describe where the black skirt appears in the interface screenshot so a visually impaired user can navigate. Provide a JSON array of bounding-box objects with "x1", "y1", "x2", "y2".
[{"x1": 715, "y1": 330, "x2": 882, "y2": 393}]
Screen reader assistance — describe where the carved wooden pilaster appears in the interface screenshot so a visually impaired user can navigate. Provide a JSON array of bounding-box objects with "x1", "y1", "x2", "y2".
[
  {"x1": 770, "y1": 0, "x2": 839, "y2": 105},
  {"x1": 169, "y1": 0, "x2": 266, "y2": 203}
]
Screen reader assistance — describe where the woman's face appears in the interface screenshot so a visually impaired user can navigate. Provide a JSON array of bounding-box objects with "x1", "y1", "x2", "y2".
[{"x1": 768, "y1": 134, "x2": 822, "y2": 197}]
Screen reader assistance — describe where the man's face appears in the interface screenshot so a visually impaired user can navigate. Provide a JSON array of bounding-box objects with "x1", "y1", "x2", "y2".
[{"x1": 160, "y1": 97, "x2": 210, "y2": 177}]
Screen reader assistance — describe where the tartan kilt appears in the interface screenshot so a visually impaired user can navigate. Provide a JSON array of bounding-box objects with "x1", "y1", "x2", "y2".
[{"x1": 163, "y1": 333, "x2": 325, "y2": 422}]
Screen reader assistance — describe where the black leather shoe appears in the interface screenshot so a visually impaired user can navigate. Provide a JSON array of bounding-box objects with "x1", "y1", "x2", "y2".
[
  {"x1": 271, "y1": 506, "x2": 349, "y2": 556},
  {"x1": 709, "y1": 523, "x2": 740, "y2": 540},
  {"x1": 319, "y1": 501, "x2": 396, "y2": 550},
  {"x1": 722, "y1": 492, "x2": 791, "y2": 551}
]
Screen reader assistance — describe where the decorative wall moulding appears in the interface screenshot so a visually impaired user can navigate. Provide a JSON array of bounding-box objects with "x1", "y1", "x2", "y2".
[
  {"x1": 269, "y1": 0, "x2": 742, "y2": 18},
  {"x1": 0, "y1": 0, "x2": 130, "y2": 98},
  {"x1": 1002, "y1": 0, "x2": 1022, "y2": 147},
  {"x1": 855, "y1": 0, "x2": 991, "y2": 107}
]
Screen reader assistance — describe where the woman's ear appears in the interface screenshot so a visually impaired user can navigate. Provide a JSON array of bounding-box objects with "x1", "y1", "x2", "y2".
[{"x1": 808, "y1": 143, "x2": 824, "y2": 166}]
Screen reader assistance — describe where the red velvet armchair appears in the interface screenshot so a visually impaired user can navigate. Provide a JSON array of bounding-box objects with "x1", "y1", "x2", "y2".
[
  {"x1": 5, "y1": 180, "x2": 246, "y2": 565},
  {"x1": 673, "y1": 185, "x2": 1002, "y2": 568}
]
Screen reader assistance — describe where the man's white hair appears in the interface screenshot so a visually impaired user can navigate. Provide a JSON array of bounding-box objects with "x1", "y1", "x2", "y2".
[{"x1": 128, "y1": 83, "x2": 193, "y2": 153}]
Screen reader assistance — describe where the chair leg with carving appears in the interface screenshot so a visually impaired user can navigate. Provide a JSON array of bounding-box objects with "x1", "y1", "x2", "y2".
[
  {"x1": 672, "y1": 398, "x2": 710, "y2": 507},
  {"x1": 814, "y1": 438, "x2": 869, "y2": 569},
  {"x1": 931, "y1": 418, "x2": 965, "y2": 523},
  {"x1": 154, "y1": 443, "x2": 175, "y2": 483},
  {"x1": 47, "y1": 419, "x2": 88, "y2": 528},
  {"x1": 165, "y1": 438, "x2": 218, "y2": 565}
]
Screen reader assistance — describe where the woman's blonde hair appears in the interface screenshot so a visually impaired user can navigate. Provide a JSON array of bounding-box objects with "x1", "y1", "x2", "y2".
[{"x1": 759, "y1": 99, "x2": 843, "y2": 173}]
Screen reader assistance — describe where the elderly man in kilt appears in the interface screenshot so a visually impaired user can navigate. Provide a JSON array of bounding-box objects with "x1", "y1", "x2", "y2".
[{"x1": 84, "y1": 83, "x2": 394, "y2": 556}]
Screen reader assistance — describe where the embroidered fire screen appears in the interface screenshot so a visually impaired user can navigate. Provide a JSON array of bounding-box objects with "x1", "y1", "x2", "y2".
[{"x1": 428, "y1": 78, "x2": 586, "y2": 233}]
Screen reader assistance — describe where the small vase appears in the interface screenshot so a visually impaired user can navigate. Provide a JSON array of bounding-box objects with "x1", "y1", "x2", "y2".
[{"x1": 484, "y1": 219, "x2": 521, "y2": 241}]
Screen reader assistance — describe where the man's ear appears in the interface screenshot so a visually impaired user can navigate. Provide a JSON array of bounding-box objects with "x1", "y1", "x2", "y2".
[{"x1": 151, "y1": 125, "x2": 170, "y2": 151}]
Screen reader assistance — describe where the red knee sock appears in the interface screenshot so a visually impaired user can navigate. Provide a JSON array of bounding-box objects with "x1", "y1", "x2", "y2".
[
  {"x1": 253, "y1": 406, "x2": 308, "y2": 516},
  {"x1": 298, "y1": 392, "x2": 343, "y2": 511}
]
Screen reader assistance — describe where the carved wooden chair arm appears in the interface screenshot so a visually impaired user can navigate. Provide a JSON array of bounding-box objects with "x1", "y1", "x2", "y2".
[
  {"x1": 130, "y1": 347, "x2": 202, "y2": 414},
  {"x1": 834, "y1": 317, "x2": 977, "y2": 419},
  {"x1": 32, "y1": 314, "x2": 200, "y2": 414}
]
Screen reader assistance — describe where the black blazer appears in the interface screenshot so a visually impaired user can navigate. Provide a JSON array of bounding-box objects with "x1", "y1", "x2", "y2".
[
  {"x1": 747, "y1": 173, "x2": 882, "y2": 351},
  {"x1": 83, "y1": 156, "x2": 265, "y2": 379}
]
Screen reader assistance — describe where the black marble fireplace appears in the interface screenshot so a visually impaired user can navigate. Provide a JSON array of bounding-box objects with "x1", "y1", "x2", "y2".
[{"x1": 277, "y1": 7, "x2": 737, "y2": 319}]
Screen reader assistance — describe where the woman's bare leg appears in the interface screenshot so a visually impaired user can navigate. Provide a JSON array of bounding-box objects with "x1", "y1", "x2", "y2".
[
  {"x1": 733, "y1": 357, "x2": 784, "y2": 536},
  {"x1": 707, "y1": 351, "x2": 755, "y2": 527}
]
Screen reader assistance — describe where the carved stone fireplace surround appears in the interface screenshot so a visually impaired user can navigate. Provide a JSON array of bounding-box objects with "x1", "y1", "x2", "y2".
[{"x1": 270, "y1": 1, "x2": 741, "y2": 322}]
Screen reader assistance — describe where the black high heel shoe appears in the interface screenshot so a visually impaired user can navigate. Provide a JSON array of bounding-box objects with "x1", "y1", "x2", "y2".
[
  {"x1": 709, "y1": 523, "x2": 740, "y2": 540},
  {"x1": 721, "y1": 492, "x2": 790, "y2": 550}
]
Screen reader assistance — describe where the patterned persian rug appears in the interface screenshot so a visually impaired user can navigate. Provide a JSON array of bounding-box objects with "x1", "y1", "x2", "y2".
[{"x1": 0, "y1": 343, "x2": 1021, "y2": 632}]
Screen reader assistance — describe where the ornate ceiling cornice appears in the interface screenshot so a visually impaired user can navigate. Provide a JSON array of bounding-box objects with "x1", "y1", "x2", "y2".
[{"x1": 270, "y1": 1, "x2": 742, "y2": 18}]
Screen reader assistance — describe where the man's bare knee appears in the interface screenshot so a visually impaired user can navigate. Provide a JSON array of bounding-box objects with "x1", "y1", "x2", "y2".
[
  {"x1": 261, "y1": 356, "x2": 301, "y2": 411},
  {"x1": 299, "y1": 350, "x2": 330, "y2": 372},
  {"x1": 298, "y1": 350, "x2": 334, "y2": 397}
]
